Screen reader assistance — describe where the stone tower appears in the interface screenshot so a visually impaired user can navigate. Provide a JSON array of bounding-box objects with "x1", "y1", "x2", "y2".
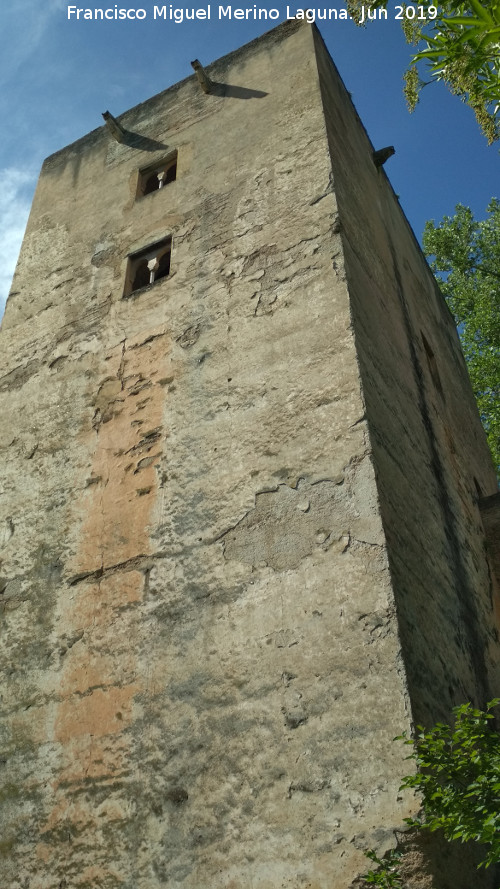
[{"x1": 1, "y1": 20, "x2": 499, "y2": 889}]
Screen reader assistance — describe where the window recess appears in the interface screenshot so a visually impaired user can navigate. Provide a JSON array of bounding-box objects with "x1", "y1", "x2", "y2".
[
  {"x1": 137, "y1": 152, "x2": 177, "y2": 198},
  {"x1": 124, "y1": 237, "x2": 172, "y2": 297}
]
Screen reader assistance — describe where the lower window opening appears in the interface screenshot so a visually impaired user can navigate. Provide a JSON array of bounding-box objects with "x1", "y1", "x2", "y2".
[{"x1": 124, "y1": 237, "x2": 172, "y2": 297}]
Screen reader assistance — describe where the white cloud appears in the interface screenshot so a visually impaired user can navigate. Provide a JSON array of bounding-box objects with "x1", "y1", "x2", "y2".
[{"x1": 0, "y1": 168, "x2": 36, "y2": 317}]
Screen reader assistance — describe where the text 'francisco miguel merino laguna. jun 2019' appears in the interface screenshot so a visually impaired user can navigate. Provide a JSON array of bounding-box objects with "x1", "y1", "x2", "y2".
[{"x1": 66, "y1": 4, "x2": 413, "y2": 23}]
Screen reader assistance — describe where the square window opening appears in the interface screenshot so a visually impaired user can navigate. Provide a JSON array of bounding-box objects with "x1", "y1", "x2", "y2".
[
  {"x1": 137, "y1": 153, "x2": 177, "y2": 198},
  {"x1": 124, "y1": 237, "x2": 172, "y2": 297}
]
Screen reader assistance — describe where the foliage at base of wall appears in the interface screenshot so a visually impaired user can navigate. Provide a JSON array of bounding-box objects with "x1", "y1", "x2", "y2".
[{"x1": 362, "y1": 700, "x2": 500, "y2": 887}]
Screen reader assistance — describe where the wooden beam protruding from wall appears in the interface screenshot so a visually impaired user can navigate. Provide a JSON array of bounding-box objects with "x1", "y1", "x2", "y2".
[
  {"x1": 191, "y1": 59, "x2": 213, "y2": 94},
  {"x1": 102, "y1": 111, "x2": 126, "y2": 143}
]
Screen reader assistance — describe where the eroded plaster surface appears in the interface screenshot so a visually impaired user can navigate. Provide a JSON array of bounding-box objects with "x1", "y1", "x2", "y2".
[{"x1": 221, "y1": 461, "x2": 383, "y2": 571}]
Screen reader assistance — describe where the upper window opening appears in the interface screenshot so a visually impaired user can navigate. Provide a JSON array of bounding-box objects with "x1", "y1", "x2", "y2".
[
  {"x1": 138, "y1": 153, "x2": 177, "y2": 198},
  {"x1": 124, "y1": 237, "x2": 172, "y2": 297}
]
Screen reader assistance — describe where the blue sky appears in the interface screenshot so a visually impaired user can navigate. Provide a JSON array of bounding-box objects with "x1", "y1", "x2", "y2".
[{"x1": 0, "y1": 1, "x2": 498, "y2": 314}]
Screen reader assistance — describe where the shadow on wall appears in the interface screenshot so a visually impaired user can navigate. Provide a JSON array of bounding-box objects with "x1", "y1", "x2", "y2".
[
  {"x1": 104, "y1": 79, "x2": 267, "y2": 151},
  {"x1": 211, "y1": 82, "x2": 268, "y2": 99}
]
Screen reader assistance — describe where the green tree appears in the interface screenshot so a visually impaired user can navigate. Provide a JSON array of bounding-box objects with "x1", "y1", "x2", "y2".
[
  {"x1": 346, "y1": 0, "x2": 500, "y2": 143},
  {"x1": 422, "y1": 200, "x2": 500, "y2": 473},
  {"x1": 362, "y1": 700, "x2": 500, "y2": 887}
]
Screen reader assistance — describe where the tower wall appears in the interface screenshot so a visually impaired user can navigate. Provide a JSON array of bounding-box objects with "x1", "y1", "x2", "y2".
[
  {"x1": 0, "y1": 21, "x2": 498, "y2": 889},
  {"x1": 312, "y1": 28, "x2": 499, "y2": 728}
]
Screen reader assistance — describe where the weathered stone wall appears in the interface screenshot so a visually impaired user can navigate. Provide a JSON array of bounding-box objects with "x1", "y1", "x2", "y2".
[
  {"x1": 480, "y1": 493, "x2": 500, "y2": 597},
  {"x1": 313, "y1": 25, "x2": 500, "y2": 887},
  {"x1": 312, "y1": 28, "x2": 499, "y2": 734},
  {"x1": 0, "y1": 20, "x2": 497, "y2": 889}
]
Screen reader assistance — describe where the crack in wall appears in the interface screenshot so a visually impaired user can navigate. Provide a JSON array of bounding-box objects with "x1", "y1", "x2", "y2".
[{"x1": 68, "y1": 552, "x2": 156, "y2": 586}]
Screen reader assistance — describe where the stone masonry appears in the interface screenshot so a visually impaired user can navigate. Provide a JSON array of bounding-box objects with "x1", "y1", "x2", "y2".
[{"x1": 0, "y1": 20, "x2": 499, "y2": 889}]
